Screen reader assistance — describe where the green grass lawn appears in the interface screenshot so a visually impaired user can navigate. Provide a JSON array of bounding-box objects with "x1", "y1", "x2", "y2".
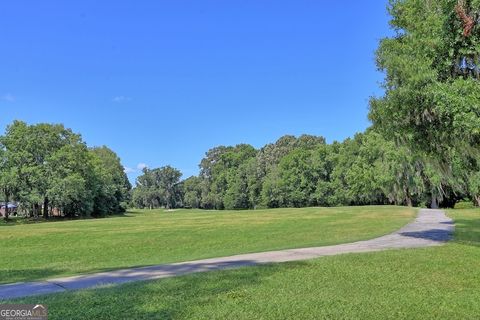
[
  {"x1": 0, "y1": 206, "x2": 414, "y2": 284},
  {"x1": 6, "y1": 208, "x2": 480, "y2": 320}
]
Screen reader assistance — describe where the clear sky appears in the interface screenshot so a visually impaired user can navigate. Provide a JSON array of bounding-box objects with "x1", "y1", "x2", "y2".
[{"x1": 0, "y1": 1, "x2": 391, "y2": 182}]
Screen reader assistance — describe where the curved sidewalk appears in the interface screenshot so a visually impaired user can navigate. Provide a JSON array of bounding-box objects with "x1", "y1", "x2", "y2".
[{"x1": 0, "y1": 209, "x2": 454, "y2": 300}]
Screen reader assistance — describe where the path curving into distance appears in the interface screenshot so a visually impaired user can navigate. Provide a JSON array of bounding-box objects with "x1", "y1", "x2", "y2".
[{"x1": 0, "y1": 209, "x2": 454, "y2": 300}]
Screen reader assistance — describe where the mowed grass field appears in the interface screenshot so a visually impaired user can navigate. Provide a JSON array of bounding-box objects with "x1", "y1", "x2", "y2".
[
  {"x1": 0, "y1": 206, "x2": 414, "y2": 284},
  {"x1": 6, "y1": 208, "x2": 480, "y2": 320}
]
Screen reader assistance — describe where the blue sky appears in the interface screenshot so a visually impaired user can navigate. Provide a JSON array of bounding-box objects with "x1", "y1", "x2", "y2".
[{"x1": 0, "y1": 1, "x2": 391, "y2": 182}]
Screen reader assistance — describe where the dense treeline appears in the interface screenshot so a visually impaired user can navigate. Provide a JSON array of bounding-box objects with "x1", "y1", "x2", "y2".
[
  {"x1": 134, "y1": 0, "x2": 480, "y2": 210},
  {"x1": 133, "y1": 130, "x2": 478, "y2": 210},
  {"x1": 0, "y1": 121, "x2": 131, "y2": 220}
]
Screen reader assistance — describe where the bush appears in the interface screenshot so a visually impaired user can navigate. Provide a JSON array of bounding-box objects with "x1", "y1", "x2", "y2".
[{"x1": 454, "y1": 200, "x2": 476, "y2": 210}]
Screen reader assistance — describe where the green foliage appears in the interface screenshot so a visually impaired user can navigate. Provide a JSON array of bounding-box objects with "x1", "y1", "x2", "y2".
[
  {"x1": 184, "y1": 122, "x2": 479, "y2": 209},
  {"x1": 369, "y1": 0, "x2": 480, "y2": 207},
  {"x1": 182, "y1": 129, "x2": 475, "y2": 210},
  {"x1": 46, "y1": 143, "x2": 95, "y2": 217},
  {"x1": 454, "y1": 199, "x2": 476, "y2": 209},
  {"x1": 133, "y1": 166, "x2": 183, "y2": 209},
  {"x1": 193, "y1": 136, "x2": 334, "y2": 210},
  {"x1": 90, "y1": 146, "x2": 132, "y2": 216},
  {"x1": 198, "y1": 144, "x2": 257, "y2": 210},
  {"x1": 182, "y1": 176, "x2": 202, "y2": 208},
  {"x1": 0, "y1": 121, "x2": 130, "y2": 218}
]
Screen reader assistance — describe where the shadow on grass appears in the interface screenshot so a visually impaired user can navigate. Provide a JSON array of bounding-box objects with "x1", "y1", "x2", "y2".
[
  {"x1": 0, "y1": 269, "x2": 68, "y2": 286},
  {"x1": 1, "y1": 260, "x2": 261, "y2": 288},
  {"x1": 0, "y1": 213, "x2": 134, "y2": 227},
  {"x1": 450, "y1": 218, "x2": 480, "y2": 247},
  {"x1": 440, "y1": 221, "x2": 455, "y2": 225},
  {"x1": 129, "y1": 262, "x2": 292, "y2": 319},
  {"x1": 54, "y1": 260, "x2": 261, "y2": 290},
  {"x1": 13, "y1": 261, "x2": 305, "y2": 320}
]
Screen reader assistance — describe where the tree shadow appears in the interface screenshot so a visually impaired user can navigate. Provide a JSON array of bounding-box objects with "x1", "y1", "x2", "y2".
[
  {"x1": 399, "y1": 214, "x2": 480, "y2": 247},
  {"x1": 0, "y1": 213, "x2": 135, "y2": 227},
  {"x1": 10, "y1": 261, "x2": 305, "y2": 319},
  {"x1": 449, "y1": 218, "x2": 480, "y2": 247},
  {"x1": 1, "y1": 260, "x2": 261, "y2": 287},
  {"x1": 53, "y1": 260, "x2": 261, "y2": 291},
  {"x1": 439, "y1": 221, "x2": 455, "y2": 225},
  {"x1": 0, "y1": 222, "x2": 17, "y2": 227},
  {"x1": 0, "y1": 268, "x2": 68, "y2": 286},
  {"x1": 399, "y1": 229, "x2": 453, "y2": 242}
]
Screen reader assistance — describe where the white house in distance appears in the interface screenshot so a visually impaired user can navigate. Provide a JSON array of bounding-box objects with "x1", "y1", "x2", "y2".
[{"x1": 0, "y1": 203, "x2": 18, "y2": 217}]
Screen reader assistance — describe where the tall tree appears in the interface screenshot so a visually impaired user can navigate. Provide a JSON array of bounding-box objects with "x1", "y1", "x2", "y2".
[
  {"x1": 45, "y1": 142, "x2": 95, "y2": 217},
  {"x1": 183, "y1": 176, "x2": 202, "y2": 208},
  {"x1": 90, "y1": 147, "x2": 131, "y2": 216},
  {"x1": 157, "y1": 166, "x2": 183, "y2": 209},
  {"x1": 2, "y1": 121, "x2": 84, "y2": 218},
  {"x1": 199, "y1": 144, "x2": 256, "y2": 209},
  {"x1": 0, "y1": 143, "x2": 18, "y2": 220},
  {"x1": 369, "y1": 0, "x2": 480, "y2": 207},
  {"x1": 133, "y1": 166, "x2": 183, "y2": 210},
  {"x1": 0, "y1": 121, "x2": 131, "y2": 218}
]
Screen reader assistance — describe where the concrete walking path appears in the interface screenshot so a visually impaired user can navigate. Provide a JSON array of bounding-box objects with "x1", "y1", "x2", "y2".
[{"x1": 0, "y1": 209, "x2": 454, "y2": 300}]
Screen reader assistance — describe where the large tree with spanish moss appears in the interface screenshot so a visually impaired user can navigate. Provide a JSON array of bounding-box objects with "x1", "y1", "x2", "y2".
[{"x1": 369, "y1": 0, "x2": 480, "y2": 207}]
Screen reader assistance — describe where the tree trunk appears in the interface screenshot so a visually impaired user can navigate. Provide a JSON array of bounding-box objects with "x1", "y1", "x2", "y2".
[
  {"x1": 475, "y1": 195, "x2": 480, "y2": 207},
  {"x1": 404, "y1": 186, "x2": 413, "y2": 207},
  {"x1": 405, "y1": 196, "x2": 413, "y2": 207},
  {"x1": 34, "y1": 203, "x2": 40, "y2": 218},
  {"x1": 3, "y1": 194, "x2": 9, "y2": 221},
  {"x1": 166, "y1": 190, "x2": 171, "y2": 210},
  {"x1": 431, "y1": 196, "x2": 439, "y2": 209},
  {"x1": 43, "y1": 197, "x2": 49, "y2": 220}
]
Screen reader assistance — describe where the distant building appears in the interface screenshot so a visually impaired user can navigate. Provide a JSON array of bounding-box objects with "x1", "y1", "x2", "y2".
[{"x1": 0, "y1": 203, "x2": 18, "y2": 217}]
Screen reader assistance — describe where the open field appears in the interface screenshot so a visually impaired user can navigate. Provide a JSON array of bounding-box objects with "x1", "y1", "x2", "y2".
[
  {"x1": 6, "y1": 208, "x2": 479, "y2": 320},
  {"x1": 0, "y1": 206, "x2": 414, "y2": 285}
]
